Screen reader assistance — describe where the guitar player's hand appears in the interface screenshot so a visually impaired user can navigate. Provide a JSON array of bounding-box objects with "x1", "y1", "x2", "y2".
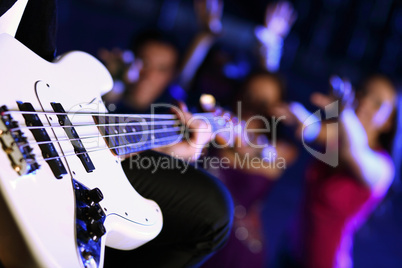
[{"x1": 153, "y1": 102, "x2": 213, "y2": 161}]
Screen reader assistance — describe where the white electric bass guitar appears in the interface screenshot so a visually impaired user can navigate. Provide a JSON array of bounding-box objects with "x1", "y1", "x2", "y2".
[{"x1": 0, "y1": 33, "x2": 230, "y2": 267}]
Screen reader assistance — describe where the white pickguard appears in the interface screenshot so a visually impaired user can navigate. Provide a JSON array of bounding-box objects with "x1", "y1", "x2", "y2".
[{"x1": 0, "y1": 33, "x2": 163, "y2": 267}]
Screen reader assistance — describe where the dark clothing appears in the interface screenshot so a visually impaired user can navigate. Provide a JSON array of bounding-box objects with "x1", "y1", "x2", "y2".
[
  {"x1": 0, "y1": 1, "x2": 16, "y2": 17},
  {"x1": 1, "y1": 1, "x2": 233, "y2": 267},
  {"x1": 203, "y1": 165, "x2": 274, "y2": 268},
  {"x1": 299, "y1": 159, "x2": 387, "y2": 268},
  {"x1": 110, "y1": 83, "x2": 186, "y2": 115},
  {"x1": 105, "y1": 151, "x2": 233, "y2": 268},
  {"x1": 2, "y1": 0, "x2": 57, "y2": 62}
]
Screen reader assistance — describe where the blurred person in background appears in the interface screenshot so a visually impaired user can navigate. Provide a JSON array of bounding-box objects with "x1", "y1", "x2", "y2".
[
  {"x1": 191, "y1": 0, "x2": 297, "y2": 108},
  {"x1": 201, "y1": 3, "x2": 298, "y2": 267},
  {"x1": 202, "y1": 70, "x2": 298, "y2": 268},
  {"x1": 97, "y1": 1, "x2": 236, "y2": 267},
  {"x1": 99, "y1": 0, "x2": 223, "y2": 113},
  {"x1": 100, "y1": 30, "x2": 180, "y2": 114},
  {"x1": 275, "y1": 75, "x2": 398, "y2": 268}
]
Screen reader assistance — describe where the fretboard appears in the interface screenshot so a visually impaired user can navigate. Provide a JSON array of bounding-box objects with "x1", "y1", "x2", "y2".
[{"x1": 94, "y1": 113, "x2": 229, "y2": 156}]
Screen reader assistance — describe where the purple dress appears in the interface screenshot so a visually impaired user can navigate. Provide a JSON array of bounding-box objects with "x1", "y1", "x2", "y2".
[{"x1": 202, "y1": 167, "x2": 274, "y2": 268}]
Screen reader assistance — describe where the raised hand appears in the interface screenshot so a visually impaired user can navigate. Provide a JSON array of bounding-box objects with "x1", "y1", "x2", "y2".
[
  {"x1": 255, "y1": 1, "x2": 297, "y2": 71},
  {"x1": 309, "y1": 75, "x2": 355, "y2": 113},
  {"x1": 194, "y1": 0, "x2": 224, "y2": 35},
  {"x1": 262, "y1": 1, "x2": 297, "y2": 38},
  {"x1": 329, "y1": 75, "x2": 355, "y2": 109}
]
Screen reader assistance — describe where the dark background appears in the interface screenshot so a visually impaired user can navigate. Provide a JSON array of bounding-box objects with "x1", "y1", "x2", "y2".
[{"x1": 57, "y1": 0, "x2": 402, "y2": 267}]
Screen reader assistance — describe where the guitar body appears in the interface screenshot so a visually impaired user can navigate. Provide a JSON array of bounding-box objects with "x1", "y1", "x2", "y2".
[{"x1": 0, "y1": 33, "x2": 163, "y2": 267}]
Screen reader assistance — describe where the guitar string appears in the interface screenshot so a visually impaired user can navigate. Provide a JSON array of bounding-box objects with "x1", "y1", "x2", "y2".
[
  {"x1": 17, "y1": 117, "x2": 223, "y2": 152},
  {"x1": 11, "y1": 114, "x2": 222, "y2": 132},
  {"x1": 7, "y1": 113, "x2": 222, "y2": 133},
  {"x1": 8, "y1": 112, "x2": 222, "y2": 144},
  {"x1": 20, "y1": 125, "x2": 186, "y2": 148},
  {"x1": 34, "y1": 134, "x2": 184, "y2": 163},
  {"x1": 33, "y1": 127, "x2": 229, "y2": 165},
  {"x1": 2, "y1": 111, "x2": 228, "y2": 169},
  {"x1": 32, "y1": 120, "x2": 227, "y2": 164},
  {"x1": 27, "y1": 119, "x2": 224, "y2": 164},
  {"x1": 15, "y1": 114, "x2": 220, "y2": 146},
  {"x1": 5, "y1": 112, "x2": 225, "y2": 144},
  {"x1": 4, "y1": 110, "x2": 178, "y2": 118},
  {"x1": 3, "y1": 110, "x2": 217, "y2": 119},
  {"x1": 11, "y1": 119, "x2": 182, "y2": 132},
  {"x1": 22, "y1": 118, "x2": 222, "y2": 152}
]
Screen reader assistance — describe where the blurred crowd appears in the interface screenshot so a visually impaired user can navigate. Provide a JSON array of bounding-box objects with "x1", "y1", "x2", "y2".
[{"x1": 97, "y1": 1, "x2": 400, "y2": 267}]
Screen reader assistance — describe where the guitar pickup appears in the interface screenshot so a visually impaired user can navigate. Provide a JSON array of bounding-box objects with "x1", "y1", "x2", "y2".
[
  {"x1": 0, "y1": 106, "x2": 40, "y2": 175},
  {"x1": 51, "y1": 103, "x2": 95, "y2": 173},
  {"x1": 18, "y1": 102, "x2": 67, "y2": 179}
]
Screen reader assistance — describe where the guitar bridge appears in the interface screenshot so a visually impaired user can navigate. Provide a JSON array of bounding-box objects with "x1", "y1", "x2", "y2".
[{"x1": 0, "y1": 106, "x2": 39, "y2": 175}]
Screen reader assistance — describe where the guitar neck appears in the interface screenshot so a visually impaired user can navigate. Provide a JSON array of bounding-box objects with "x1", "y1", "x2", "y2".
[{"x1": 95, "y1": 112, "x2": 224, "y2": 156}]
